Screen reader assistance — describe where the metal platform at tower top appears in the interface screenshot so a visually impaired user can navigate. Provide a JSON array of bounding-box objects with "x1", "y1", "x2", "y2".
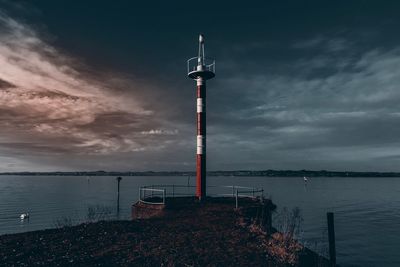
[
  {"x1": 187, "y1": 57, "x2": 215, "y2": 79},
  {"x1": 187, "y1": 34, "x2": 215, "y2": 80}
]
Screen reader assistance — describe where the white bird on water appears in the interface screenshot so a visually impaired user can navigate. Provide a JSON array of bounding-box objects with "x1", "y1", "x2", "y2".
[
  {"x1": 20, "y1": 213, "x2": 29, "y2": 220},
  {"x1": 303, "y1": 176, "x2": 308, "y2": 182}
]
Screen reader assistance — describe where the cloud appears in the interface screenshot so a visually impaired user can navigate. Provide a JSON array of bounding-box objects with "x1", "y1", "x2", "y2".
[
  {"x1": 141, "y1": 129, "x2": 179, "y2": 135},
  {"x1": 0, "y1": 11, "x2": 162, "y2": 160},
  {"x1": 292, "y1": 36, "x2": 351, "y2": 52},
  {"x1": 205, "y1": 37, "x2": 400, "y2": 171}
]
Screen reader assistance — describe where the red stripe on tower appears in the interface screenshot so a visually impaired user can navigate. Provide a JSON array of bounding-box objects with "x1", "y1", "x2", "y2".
[{"x1": 187, "y1": 34, "x2": 215, "y2": 201}]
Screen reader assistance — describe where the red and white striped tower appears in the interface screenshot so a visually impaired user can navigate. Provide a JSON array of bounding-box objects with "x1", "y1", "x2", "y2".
[{"x1": 188, "y1": 34, "x2": 215, "y2": 200}]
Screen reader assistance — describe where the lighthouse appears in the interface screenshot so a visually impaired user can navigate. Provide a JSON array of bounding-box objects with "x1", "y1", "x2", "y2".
[{"x1": 187, "y1": 34, "x2": 216, "y2": 200}]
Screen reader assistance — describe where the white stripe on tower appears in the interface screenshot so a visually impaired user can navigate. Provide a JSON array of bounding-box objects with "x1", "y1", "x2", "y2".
[
  {"x1": 197, "y1": 135, "x2": 204, "y2": 155},
  {"x1": 196, "y1": 98, "x2": 203, "y2": 113}
]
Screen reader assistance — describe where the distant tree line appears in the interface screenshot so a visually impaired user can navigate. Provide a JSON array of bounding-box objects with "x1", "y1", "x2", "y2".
[{"x1": 1, "y1": 170, "x2": 400, "y2": 177}]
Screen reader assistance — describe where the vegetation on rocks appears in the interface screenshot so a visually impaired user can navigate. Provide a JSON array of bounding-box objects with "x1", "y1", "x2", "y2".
[{"x1": 0, "y1": 197, "x2": 331, "y2": 266}]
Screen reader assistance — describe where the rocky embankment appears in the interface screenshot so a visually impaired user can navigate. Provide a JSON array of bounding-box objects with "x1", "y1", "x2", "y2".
[{"x1": 0, "y1": 197, "x2": 331, "y2": 266}]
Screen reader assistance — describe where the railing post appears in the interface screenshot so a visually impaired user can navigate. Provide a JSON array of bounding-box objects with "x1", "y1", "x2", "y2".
[
  {"x1": 163, "y1": 189, "x2": 166, "y2": 204},
  {"x1": 232, "y1": 186, "x2": 235, "y2": 197},
  {"x1": 172, "y1": 184, "x2": 175, "y2": 198},
  {"x1": 139, "y1": 187, "x2": 142, "y2": 202},
  {"x1": 235, "y1": 189, "x2": 239, "y2": 209},
  {"x1": 116, "y1": 177, "x2": 122, "y2": 215},
  {"x1": 327, "y1": 212, "x2": 337, "y2": 266}
]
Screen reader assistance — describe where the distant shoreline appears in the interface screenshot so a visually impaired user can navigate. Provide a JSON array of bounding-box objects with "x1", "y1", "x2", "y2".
[{"x1": 1, "y1": 170, "x2": 400, "y2": 177}]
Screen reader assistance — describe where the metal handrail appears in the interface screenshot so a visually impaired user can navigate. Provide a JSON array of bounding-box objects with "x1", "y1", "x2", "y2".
[
  {"x1": 138, "y1": 184, "x2": 263, "y2": 207},
  {"x1": 187, "y1": 57, "x2": 216, "y2": 74},
  {"x1": 234, "y1": 187, "x2": 264, "y2": 208},
  {"x1": 140, "y1": 185, "x2": 261, "y2": 190},
  {"x1": 139, "y1": 187, "x2": 166, "y2": 205},
  {"x1": 141, "y1": 184, "x2": 196, "y2": 188}
]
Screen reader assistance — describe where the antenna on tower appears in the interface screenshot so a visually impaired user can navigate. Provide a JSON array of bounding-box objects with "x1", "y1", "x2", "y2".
[{"x1": 198, "y1": 34, "x2": 205, "y2": 67}]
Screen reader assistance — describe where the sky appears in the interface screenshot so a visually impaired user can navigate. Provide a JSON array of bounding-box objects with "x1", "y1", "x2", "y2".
[{"x1": 1, "y1": 1, "x2": 400, "y2": 172}]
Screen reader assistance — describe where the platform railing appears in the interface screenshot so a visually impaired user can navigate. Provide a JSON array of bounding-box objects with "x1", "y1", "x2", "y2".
[
  {"x1": 138, "y1": 184, "x2": 263, "y2": 207},
  {"x1": 139, "y1": 187, "x2": 166, "y2": 205},
  {"x1": 187, "y1": 57, "x2": 215, "y2": 74}
]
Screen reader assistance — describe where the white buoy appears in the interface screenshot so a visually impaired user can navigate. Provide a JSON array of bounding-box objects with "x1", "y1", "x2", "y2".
[{"x1": 20, "y1": 213, "x2": 29, "y2": 220}]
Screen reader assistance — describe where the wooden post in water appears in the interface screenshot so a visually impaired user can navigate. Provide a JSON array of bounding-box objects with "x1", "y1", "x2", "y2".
[
  {"x1": 116, "y1": 177, "x2": 122, "y2": 214},
  {"x1": 327, "y1": 212, "x2": 336, "y2": 266}
]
